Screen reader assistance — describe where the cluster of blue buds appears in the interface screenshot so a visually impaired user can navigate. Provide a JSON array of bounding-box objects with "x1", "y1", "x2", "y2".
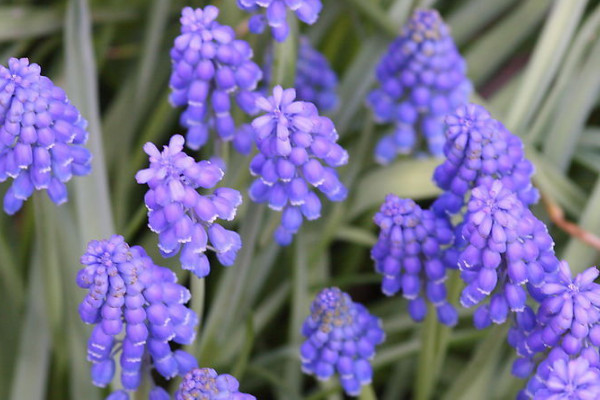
[
  {"x1": 295, "y1": 37, "x2": 337, "y2": 112},
  {"x1": 176, "y1": 368, "x2": 256, "y2": 399},
  {"x1": 77, "y1": 235, "x2": 198, "y2": 395},
  {"x1": 136, "y1": 134, "x2": 242, "y2": 278},
  {"x1": 509, "y1": 262, "x2": 600, "y2": 386},
  {"x1": 170, "y1": 6, "x2": 262, "y2": 150},
  {"x1": 237, "y1": 0, "x2": 322, "y2": 42},
  {"x1": 458, "y1": 180, "x2": 559, "y2": 327},
  {"x1": 249, "y1": 85, "x2": 348, "y2": 245},
  {"x1": 371, "y1": 194, "x2": 457, "y2": 326},
  {"x1": 300, "y1": 287, "x2": 385, "y2": 396},
  {"x1": 518, "y1": 348, "x2": 600, "y2": 399},
  {"x1": 432, "y1": 103, "x2": 538, "y2": 216},
  {"x1": 367, "y1": 9, "x2": 471, "y2": 162},
  {"x1": 0, "y1": 57, "x2": 91, "y2": 214}
]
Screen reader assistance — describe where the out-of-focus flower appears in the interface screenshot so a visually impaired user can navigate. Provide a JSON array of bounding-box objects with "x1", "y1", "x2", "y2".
[
  {"x1": 170, "y1": 6, "x2": 262, "y2": 150},
  {"x1": 249, "y1": 85, "x2": 347, "y2": 245},
  {"x1": 0, "y1": 57, "x2": 91, "y2": 214},
  {"x1": 77, "y1": 235, "x2": 198, "y2": 392},
  {"x1": 300, "y1": 287, "x2": 385, "y2": 396},
  {"x1": 372, "y1": 194, "x2": 457, "y2": 325},
  {"x1": 176, "y1": 368, "x2": 256, "y2": 400},
  {"x1": 367, "y1": 9, "x2": 471, "y2": 162},
  {"x1": 237, "y1": 0, "x2": 322, "y2": 42},
  {"x1": 136, "y1": 134, "x2": 242, "y2": 278}
]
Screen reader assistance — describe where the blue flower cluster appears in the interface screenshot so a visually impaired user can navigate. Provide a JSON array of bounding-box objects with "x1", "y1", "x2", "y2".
[
  {"x1": 77, "y1": 235, "x2": 198, "y2": 395},
  {"x1": 508, "y1": 262, "x2": 600, "y2": 398},
  {"x1": 295, "y1": 37, "x2": 337, "y2": 112},
  {"x1": 371, "y1": 194, "x2": 457, "y2": 326},
  {"x1": 458, "y1": 180, "x2": 558, "y2": 327},
  {"x1": 300, "y1": 287, "x2": 385, "y2": 396},
  {"x1": 176, "y1": 368, "x2": 256, "y2": 400},
  {"x1": 0, "y1": 57, "x2": 91, "y2": 214},
  {"x1": 367, "y1": 9, "x2": 471, "y2": 162},
  {"x1": 136, "y1": 134, "x2": 242, "y2": 278},
  {"x1": 237, "y1": 0, "x2": 322, "y2": 42},
  {"x1": 170, "y1": 6, "x2": 262, "y2": 150},
  {"x1": 432, "y1": 103, "x2": 538, "y2": 216},
  {"x1": 249, "y1": 85, "x2": 348, "y2": 245}
]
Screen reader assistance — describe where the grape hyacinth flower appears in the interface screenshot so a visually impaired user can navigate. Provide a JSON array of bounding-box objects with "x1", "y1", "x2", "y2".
[
  {"x1": 170, "y1": 6, "x2": 262, "y2": 150},
  {"x1": 237, "y1": 0, "x2": 322, "y2": 42},
  {"x1": 300, "y1": 287, "x2": 385, "y2": 396},
  {"x1": 367, "y1": 9, "x2": 471, "y2": 162},
  {"x1": 249, "y1": 85, "x2": 348, "y2": 245},
  {"x1": 371, "y1": 194, "x2": 457, "y2": 325},
  {"x1": 175, "y1": 368, "x2": 256, "y2": 400},
  {"x1": 459, "y1": 180, "x2": 559, "y2": 327},
  {"x1": 136, "y1": 134, "x2": 242, "y2": 278},
  {"x1": 519, "y1": 348, "x2": 600, "y2": 399},
  {"x1": 432, "y1": 103, "x2": 538, "y2": 216},
  {"x1": 77, "y1": 235, "x2": 199, "y2": 394},
  {"x1": 295, "y1": 37, "x2": 338, "y2": 111},
  {"x1": 510, "y1": 262, "x2": 600, "y2": 380},
  {"x1": 0, "y1": 57, "x2": 91, "y2": 214}
]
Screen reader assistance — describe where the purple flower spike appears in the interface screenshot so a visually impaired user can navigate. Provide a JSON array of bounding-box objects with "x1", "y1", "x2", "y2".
[
  {"x1": 458, "y1": 180, "x2": 559, "y2": 327},
  {"x1": 249, "y1": 85, "x2": 348, "y2": 245},
  {"x1": 300, "y1": 288, "x2": 385, "y2": 396},
  {"x1": 176, "y1": 368, "x2": 256, "y2": 400},
  {"x1": 432, "y1": 103, "x2": 538, "y2": 216},
  {"x1": 367, "y1": 9, "x2": 471, "y2": 162},
  {"x1": 295, "y1": 37, "x2": 337, "y2": 111},
  {"x1": 524, "y1": 352, "x2": 600, "y2": 399},
  {"x1": 136, "y1": 134, "x2": 242, "y2": 278},
  {"x1": 77, "y1": 235, "x2": 199, "y2": 392},
  {"x1": 237, "y1": 0, "x2": 322, "y2": 42},
  {"x1": 0, "y1": 57, "x2": 91, "y2": 214},
  {"x1": 170, "y1": 6, "x2": 262, "y2": 151},
  {"x1": 371, "y1": 194, "x2": 457, "y2": 326}
]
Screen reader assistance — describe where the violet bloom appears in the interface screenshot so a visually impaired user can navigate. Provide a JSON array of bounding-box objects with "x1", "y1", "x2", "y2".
[
  {"x1": 372, "y1": 195, "x2": 457, "y2": 325},
  {"x1": 237, "y1": 0, "x2": 322, "y2": 42},
  {"x1": 170, "y1": 6, "x2": 262, "y2": 150},
  {"x1": 300, "y1": 288, "x2": 385, "y2": 396},
  {"x1": 249, "y1": 85, "x2": 348, "y2": 245},
  {"x1": 0, "y1": 57, "x2": 91, "y2": 214},
  {"x1": 176, "y1": 368, "x2": 255, "y2": 400},
  {"x1": 136, "y1": 134, "x2": 242, "y2": 278},
  {"x1": 77, "y1": 235, "x2": 198, "y2": 393},
  {"x1": 458, "y1": 180, "x2": 558, "y2": 327},
  {"x1": 367, "y1": 9, "x2": 471, "y2": 162}
]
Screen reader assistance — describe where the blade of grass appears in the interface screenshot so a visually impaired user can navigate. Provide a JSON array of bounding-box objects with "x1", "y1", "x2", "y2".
[
  {"x1": 506, "y1": 0, "x2": 587, "y2": 132},
  {"x1": 463, "y1": 0, "x2": 549, "y2": 86},
  {"x1": 350, "y1": 158, "x2": 441, "y2": 218},
  {"x1": 65, "y1": 0, "x2": 115, "y2": 240},
  {"x1": 9, "y1": 247, "x2": 50, "y2": 400},
  {"x1": 447, "y1": 0, "x2": 518, "y2": 45}
]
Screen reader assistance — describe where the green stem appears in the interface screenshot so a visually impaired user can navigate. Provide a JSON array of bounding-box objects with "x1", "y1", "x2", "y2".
[
  {"x1": 359, "y1": 384, "x2": 378, "y2": 400},
  {"x1": 415, "y1": 304, "x2": 438, "y2": 400}
]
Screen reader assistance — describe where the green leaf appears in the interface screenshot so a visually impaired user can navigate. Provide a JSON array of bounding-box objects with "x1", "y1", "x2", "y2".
[
  {"x1": 505, "y1": 0, "x2": 587, "y2": 132},
  {"x1": 9, "y1": 249, "x2": 50, "y2": 400},
  {"x1": 542, "y1": 18, "x2": 600, "y2": 171},
  {"x1": 0, "y1": 5, "x2": 137, "y2": 42},
  {"x1": 350, "y1": 158, "x2": 441, "y2": 218},
  {"x1": 65, "y1": 0, "x2": 115, "y2": 241},
  {"x1": 463, "y1": 0, "x2": 549, "y2": 85},
  {"x1": 447, "y1": 0, "x2": 519, "y2": 45}
]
